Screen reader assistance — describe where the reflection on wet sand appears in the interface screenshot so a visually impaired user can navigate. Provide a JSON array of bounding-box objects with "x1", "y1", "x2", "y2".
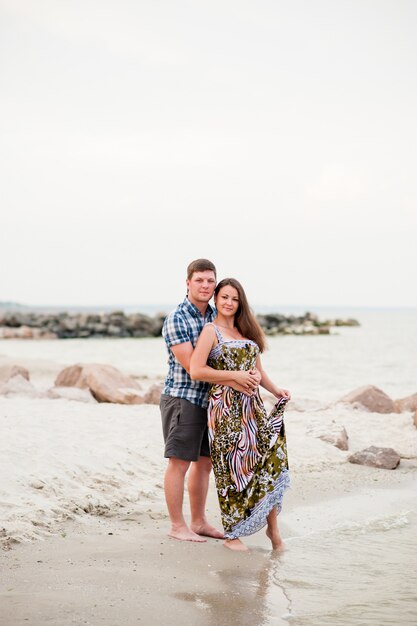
[{"x1": 174, "y1": 546, "x2": 289, "y2": 626}]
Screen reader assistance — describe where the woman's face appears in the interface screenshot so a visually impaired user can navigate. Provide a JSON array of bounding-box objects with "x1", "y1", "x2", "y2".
[{"x1": 215, "y1": 285, "x2": 239, "y2": 318}]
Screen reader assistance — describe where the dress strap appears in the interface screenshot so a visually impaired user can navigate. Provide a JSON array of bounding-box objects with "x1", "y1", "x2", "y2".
[
  {"x1": 214, "y1": 325, "x2": 223, "y2": 342},
  {"x1": 205, "y1": 322, "x2": 223, "y2": 343}
]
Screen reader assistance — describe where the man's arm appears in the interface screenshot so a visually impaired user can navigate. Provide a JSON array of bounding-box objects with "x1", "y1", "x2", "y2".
[
  {"x1": 170, "y1": 342, "x2": 193, "y2": 373},
  {"x1": 171, "y1": 338, "x2": 255, "y2": 394}
]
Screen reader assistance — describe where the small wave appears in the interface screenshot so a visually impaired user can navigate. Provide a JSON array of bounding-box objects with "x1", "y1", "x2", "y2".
[
  {"x1": 283, "y1": 511, "x2": 413, "y2": 545},
  {"x1": 334, "y1": 511, "x2": 411, "y2": 536}
]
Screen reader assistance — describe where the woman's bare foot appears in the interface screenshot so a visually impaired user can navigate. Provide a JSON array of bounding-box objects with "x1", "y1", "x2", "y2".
[
  {"x1": 169, "y1": 525, "x2": 207, "y2": 542},
  {"x1": 224, "y1": 539, "x2": 249, "y2": 552},
  {"x1": 266, "y1": 527, "x2": 285, "y2": 550},
  {"x1": 190, "y1": 522, "x2": 224, "y2": 539}
]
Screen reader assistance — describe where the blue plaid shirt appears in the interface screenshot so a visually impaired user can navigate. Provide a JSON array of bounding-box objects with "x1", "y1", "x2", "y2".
[{"x1": 162, "y1": 297, "x2": 215, "y2": 408}]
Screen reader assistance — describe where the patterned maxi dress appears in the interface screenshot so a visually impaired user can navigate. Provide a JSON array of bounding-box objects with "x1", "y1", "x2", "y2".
[{"x1": 207, "y1": 325, "x2": 290, "y2": 539}]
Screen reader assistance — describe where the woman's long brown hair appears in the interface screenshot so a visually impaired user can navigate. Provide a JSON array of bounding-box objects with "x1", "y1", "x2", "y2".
[{"x1": 215, "y1": 278, "x2": 266, "y2": 352}]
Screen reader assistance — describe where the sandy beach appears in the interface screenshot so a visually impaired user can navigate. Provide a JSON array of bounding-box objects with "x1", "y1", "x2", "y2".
[{"x1": 1, "y1": 329, "x2": 417, "y2": 625}]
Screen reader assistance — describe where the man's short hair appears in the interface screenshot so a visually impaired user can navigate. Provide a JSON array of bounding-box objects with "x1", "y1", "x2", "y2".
[{"x1": 187, "y1": 259, "x2": 217, "y2": 280}]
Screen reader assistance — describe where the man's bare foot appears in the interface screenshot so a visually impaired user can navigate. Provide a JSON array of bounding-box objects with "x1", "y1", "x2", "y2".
[
  {"x1": 266, "y1": 527, "x2": 285, "y2": 550},
  {"x1": 190, "y1": 522, "x2": 224, "y2": 539},
  {"x1": 168, "y1": 526, "x2": 207, "y2": 542},
  {"x1": 224, "y1": 539, "x2": 249, "y2": 552}
]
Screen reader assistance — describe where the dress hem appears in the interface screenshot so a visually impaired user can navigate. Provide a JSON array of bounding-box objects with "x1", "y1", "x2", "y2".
[{"x1": 223, "y1": 469, "x2": 290, "y2": 540}]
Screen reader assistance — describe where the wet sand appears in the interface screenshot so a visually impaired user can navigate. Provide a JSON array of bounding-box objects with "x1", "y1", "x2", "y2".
[{"x1": 1, "y1": 492, "x2": 290, "y2": 626}]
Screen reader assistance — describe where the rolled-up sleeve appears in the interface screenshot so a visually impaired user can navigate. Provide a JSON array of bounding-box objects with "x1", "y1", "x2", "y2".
[{"x1": 163, "y1": 312, "x2": 190, "y2": 348}]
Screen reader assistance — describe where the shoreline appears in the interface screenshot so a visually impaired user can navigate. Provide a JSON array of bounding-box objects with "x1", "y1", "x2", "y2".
[{"x1": 1, "y1": 466, "x2": 416, "y2": 625}]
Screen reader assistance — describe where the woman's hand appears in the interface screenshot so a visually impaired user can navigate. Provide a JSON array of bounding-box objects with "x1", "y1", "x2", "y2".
[
  {"x1": 229, "y1": 381, "x2": 256, "y2": 396},
  {"x1": 249, "y1": 368, "x2": 262, "y2": 385},
  {"x1": 233, "y1": 370, "x2": 260, "y2": 393},
  {"x1": 275, "y1": 388, "x2": 291, "y2": 400}
]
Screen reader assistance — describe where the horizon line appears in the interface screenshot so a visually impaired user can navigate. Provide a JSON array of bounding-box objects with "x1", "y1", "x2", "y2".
[{"x1": 1, "y1": 301, "x2": 417, "y2": 312}]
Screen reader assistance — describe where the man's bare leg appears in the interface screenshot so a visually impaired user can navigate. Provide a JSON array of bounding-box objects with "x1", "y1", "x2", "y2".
[
  {"x1": 188, "y1": 456, "x2": 224, "y2": 539},
  {"x1": 164, "y1": 458, "x2": 206, "y2": 542}
]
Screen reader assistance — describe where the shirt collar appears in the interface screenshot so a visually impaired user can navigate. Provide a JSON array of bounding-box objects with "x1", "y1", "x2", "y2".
[{"x1": 183, "y1": 297, "x2": 214, "y2": 320}]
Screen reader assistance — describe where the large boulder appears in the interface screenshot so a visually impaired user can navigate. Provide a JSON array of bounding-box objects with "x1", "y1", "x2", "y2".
[
  {"x1": 339, "y1": 385, "x2": 396, "y2": 413},
  {"x1": 348, "y1": 446, "x2": 400, "y2": 469},
  {"x1": 143, "y1": 383, "x2": 163, "y2": 405},
  {"x1": 54, "y1": 364, "x2": 144, "y2": 404},
  {"x1": 0, "y1": 364, "x2": 30, "y2": 383},
  {"x1": 394, "y1": 392, "x2": 417, "y2": 413}
]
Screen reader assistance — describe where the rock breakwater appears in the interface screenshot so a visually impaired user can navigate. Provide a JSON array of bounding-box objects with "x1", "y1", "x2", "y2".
[{"x1": 0, "y1": 309, "x2": 359, "y2": 339}]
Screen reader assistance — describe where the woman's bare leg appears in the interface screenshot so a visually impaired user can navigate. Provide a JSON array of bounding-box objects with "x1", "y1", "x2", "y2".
[
  {"x1": 224, "y1": 538, "x2": 249, "y2": 552},
  {"x1": 266, "y1": 508, "x2": 285, "y2": 550}
]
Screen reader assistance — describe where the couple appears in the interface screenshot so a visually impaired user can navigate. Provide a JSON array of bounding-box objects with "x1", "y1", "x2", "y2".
[{"x1": 160, "y1": 259, "x2": 290, "y2": 552}]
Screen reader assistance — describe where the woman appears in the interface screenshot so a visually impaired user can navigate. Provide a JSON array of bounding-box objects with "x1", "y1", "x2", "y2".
[{"x1": 190, "y1": 278, "x2": 290, "y2": 552}]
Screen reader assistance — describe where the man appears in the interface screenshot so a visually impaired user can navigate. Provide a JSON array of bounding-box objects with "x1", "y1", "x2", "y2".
[{"x1": 160, "y1": 259, "x2": 258, "y2": 542}]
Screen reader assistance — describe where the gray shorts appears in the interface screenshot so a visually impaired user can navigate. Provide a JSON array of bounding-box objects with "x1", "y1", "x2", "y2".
[{"x1": 160, "y1": 394, "x2": 210, "y2": 461}]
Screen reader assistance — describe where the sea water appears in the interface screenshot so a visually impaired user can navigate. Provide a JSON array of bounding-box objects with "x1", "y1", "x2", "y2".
[{"x1": 270, "y1": 508, "x2": 417, "y2": 626}]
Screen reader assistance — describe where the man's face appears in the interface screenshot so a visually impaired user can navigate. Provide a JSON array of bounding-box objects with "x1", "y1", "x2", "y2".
[{"x1": 187, "y1": 270, "x2": 216, "y2": 305}]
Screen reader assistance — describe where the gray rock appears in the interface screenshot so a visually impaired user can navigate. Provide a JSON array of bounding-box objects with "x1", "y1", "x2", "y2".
[
  {"x1": 60, "y1": 318, "x2": 78, "y2": 332},
  {"x1": 348, "y1": 446, "x2": 400, "y2": 469},
  {"x1": 107, "y1": 325, "x2": 124, "y2": 337},
  {"x1": 0, "y1": 309, "x2": 359, "y2": 339},
  {"x1": 90, "y1": 323, "x2": 107, "y2": 334},
  {"x1": 334, "y1": 318, "x2": 360, "y2": 327}
]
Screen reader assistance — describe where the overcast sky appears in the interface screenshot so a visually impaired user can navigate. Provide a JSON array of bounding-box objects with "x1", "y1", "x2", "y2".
[{"x1": 1, "y1": 0, "x2": 416, "y2": 309}]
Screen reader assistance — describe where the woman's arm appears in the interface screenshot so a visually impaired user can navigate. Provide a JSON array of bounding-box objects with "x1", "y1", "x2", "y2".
[
  {"x1": 255, "y1": 356, "x2": 291, "y2": 399},
  {"x1": 190, "y1": 325, "x2": 260, "y2": 392}
]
